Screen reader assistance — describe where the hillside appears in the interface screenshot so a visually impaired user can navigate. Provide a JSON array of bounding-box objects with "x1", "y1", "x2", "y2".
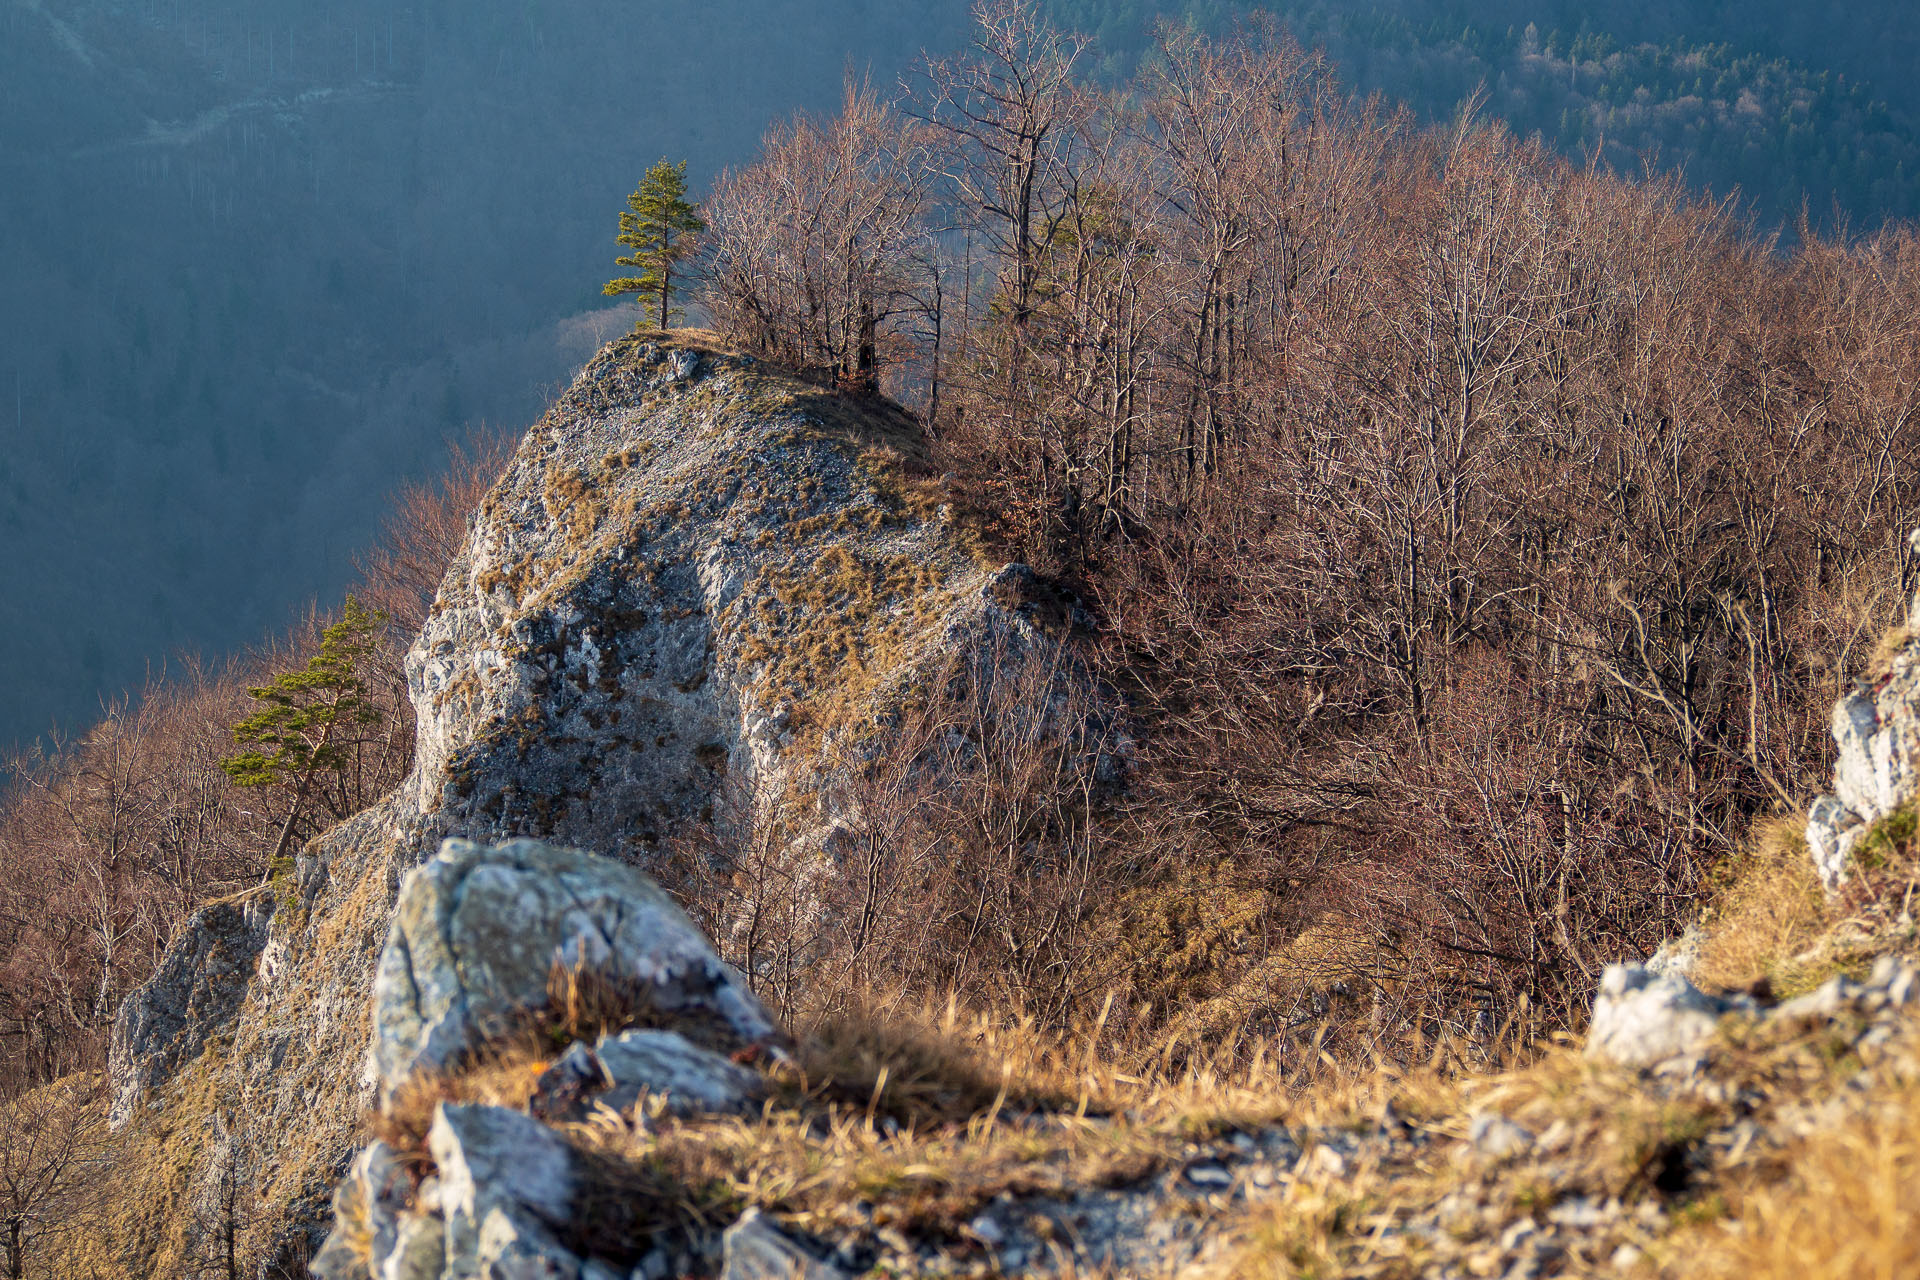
[
  {"x1": 70, "y1": 330, "x2": 1920, "y2": 1280},
  {"x1": 78, "y1": 330, "x2": 1113, "y2": 1276},
  {"x1": 13, "y1": 0, "x2": 1920, "y2": 757},
  {"x1": 12, "y1": 6, "x2": 1920, "y2": 1277}
]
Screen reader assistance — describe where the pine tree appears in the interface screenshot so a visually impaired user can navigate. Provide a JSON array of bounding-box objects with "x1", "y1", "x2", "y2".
[
  {"x1": 603, "y1": 159, "x2": 706, "y2": 329},
  {"x1": 221, "y1": 597, "x2": 385, "y2": 876}
]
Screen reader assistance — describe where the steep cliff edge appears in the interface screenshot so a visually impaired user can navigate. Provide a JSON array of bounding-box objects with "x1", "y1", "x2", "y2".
[{"x1": 96, "y1": 333, "x2": 1100, "y2": 1276}]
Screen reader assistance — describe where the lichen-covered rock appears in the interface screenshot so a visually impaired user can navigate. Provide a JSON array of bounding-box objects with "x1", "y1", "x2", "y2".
[
  {"x1": 370, "y1": 837, "x2": 778, "y2": 1096},
  {"x1": 1584, "y1": 964, "x2": 1756, "y2": 1067},
  {"x1": 432, "y1": 1103, "x2": 577, "y2": 1227},
  {"x1": 106, "y1": 887, "x2": 275, "y2": 1126},
  {"x1": 311, "y1": 1142, "x2": 413, "y2": 1280},
  {"x1": 401, "y1": 337, "x2": 1084, "y2": 862}
]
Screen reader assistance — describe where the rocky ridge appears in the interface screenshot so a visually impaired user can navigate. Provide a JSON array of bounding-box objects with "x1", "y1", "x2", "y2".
[{"x1": 100, "y1": 333, "x2": 1107, "y2": 1276}]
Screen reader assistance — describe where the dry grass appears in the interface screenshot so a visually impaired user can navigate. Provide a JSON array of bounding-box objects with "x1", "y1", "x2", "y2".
[
  {"x1": 1682, "y1": 1049, "x2": 1920, "y2": 1280},
  {"x1": 368, "y1": 957, "x2": 749, "y2": 1174},
  {"x1": 554, "y1": 992, "x2": 1298, "y2": 1257},
  {"x1": 1695, "y1": 816, "x2": 1834, "y2": 994},
  {"x1": 1220, "y1": 997, "x2": 1920, "y2": 1280}
]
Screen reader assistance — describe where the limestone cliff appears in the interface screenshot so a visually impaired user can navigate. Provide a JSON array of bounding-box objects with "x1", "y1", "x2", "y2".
[{"x1": 100, "y1": 334, "x2": 1100, "y2": 1276}]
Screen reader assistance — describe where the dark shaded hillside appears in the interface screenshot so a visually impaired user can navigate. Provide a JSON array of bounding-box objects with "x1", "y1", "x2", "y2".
[
  {"x1": 0, "y1": 0, "x2": 968, "y2": 750},
  {"x1": 1075, "y1": 0, "x2": 1920, "y2": 229}
]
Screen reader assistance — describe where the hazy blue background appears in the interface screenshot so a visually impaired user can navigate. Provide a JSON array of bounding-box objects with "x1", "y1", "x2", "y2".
[{"x1": 4, "y1": 0, "x2": 1917, "y2": 751}]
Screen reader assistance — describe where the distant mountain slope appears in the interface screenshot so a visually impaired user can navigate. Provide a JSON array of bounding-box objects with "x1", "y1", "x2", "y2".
[
  {"x1": 0, "y1": 0, "x2": 968, "y2": 750},
  {"x1": 1068, "y1": 0, "x2": 1920, "y2": 229}
]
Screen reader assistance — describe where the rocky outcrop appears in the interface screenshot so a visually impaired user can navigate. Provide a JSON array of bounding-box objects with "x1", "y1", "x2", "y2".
[
  {"x1": 534, "y1": 1029, "x2": 765, "y2": 1122},
  {"x1": 1805, "y1": 538, "x2": 1920, "y2": 890},
  {"x1": 370, "y1": 837, "x2": 779, "y2": 1097},
  {"x1": 1584, "y1": 954, "x2": 1918, "y2": 1068},
  {"x1": 104, "y1": 334, "x2": 1112, "y2": 1276},
  {"x1": 106, "y1": 887, "x2": 274, "y2": 1126},
  {"x1": 317, "y1": 837, "x2": 784, "y2": 1280},
  {"x1": 1584, "y1": 963, "x2": 1759, "y2": 1067}
]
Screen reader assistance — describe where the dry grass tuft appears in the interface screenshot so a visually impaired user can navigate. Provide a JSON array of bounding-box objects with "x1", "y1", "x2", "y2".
[{"x1": 1695, "y1": 815, "x2": 1833, "y2": 994}]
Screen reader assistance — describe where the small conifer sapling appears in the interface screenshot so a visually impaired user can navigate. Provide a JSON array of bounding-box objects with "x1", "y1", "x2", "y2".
[{"x1": 221, "y1": 597, "x2": 385, "y2": 878}]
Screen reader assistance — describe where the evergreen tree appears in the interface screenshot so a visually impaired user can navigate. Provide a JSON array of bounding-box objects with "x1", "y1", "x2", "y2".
[
  {"x1": 221, "y1": 597, "x2": 385, "y2": 875},
  {"x1": 603, "y1": 159, "x2": 706, "y2": 328}
]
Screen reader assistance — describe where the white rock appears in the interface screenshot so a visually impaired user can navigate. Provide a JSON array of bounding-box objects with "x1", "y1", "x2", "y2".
[
  {"x1": 1585, "y1": 964, "x2": 1751, "y2": 1067},
  {"x1": 430, "y1": 1102, "x2": 576, "y2": 1228},
  {"x1": 1468, "y1": 1112, "x2": 1535, "y2": 1159},
  {"x1": 369, "y1": 838, "x2": 779, "y2": 1096},
  {"x1": 594, "y1": 1027, "x2": 765, "y2": 1117}
]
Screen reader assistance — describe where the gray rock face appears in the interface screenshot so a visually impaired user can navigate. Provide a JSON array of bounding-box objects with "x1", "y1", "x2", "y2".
[
  {"x1": 400, "y1": 338, "x2": 1077, "y2": 864},
  {"x1": 107, "y1": 888, "x2": 275, "y2": 1126},
  {"x1": 1584, "y1": 964, "x2": 1756, "y2": 1067},
  {"x1": 371, "y1": 837, "x2": 779, "y2": 1097},
  {"x1": 1584, "y1": 956, "x2": 1920, "y2": 1068},
  {"x1": 1805, "y1": 550, "x2": 1920, "y2": 890}
]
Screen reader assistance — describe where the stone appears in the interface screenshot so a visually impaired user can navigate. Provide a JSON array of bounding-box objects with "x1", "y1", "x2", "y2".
[
  {"x1": 1585, "y1": 964, "x2": 1754, "y2": 1067},
  {"x1": 1804, "y1": 592, "x2": 1920, "y2": 890},
  {"x1": 1182, "y1": 1162, "x2": 1234, "y2": 1189},
  {"x1": 1643, "y1": 925, "x2": 1705, "y2": 980},
  {"x1": 383, "y1": 1215, "x2": 448, "y2": 1280},
  {"x1": 310, "y1": 1142, "x2": 410, "y2": 1280},
  {"x1": 370, "y1": 837, "x2": 780, "y2": 1096},
  {"x1": 1467, "y1": 1113, "x2": 1535, "y2": 1159},
  {"x1": 721, "y1": 1208, "x2": 848, "y2": 1280},
  {"x1": 1806, "y1": 795, "x2": 1865, "y2": 892},
  {"x1": 530, "y1": 1029, "x2": 762, "y2": 1122},
  {"x1": 455, "y1": 1204, "x2": 582, "y2": 1280},
  {"x1": 425, "y1": 1104, "x2": 590, "y2": 1279},
  {"x1": 431, "y1": 1102, "x2": 577, "y2": 1228},
  {"x1": 1770, "y1": 975, "x2": 1865, "y2": 1028},
  {"x1": 107, "y1": 889, "x2": 275, "y2": 1127},
  {"x1": 593, "y1": 1027, "x2": 764, "y2": 1117}
]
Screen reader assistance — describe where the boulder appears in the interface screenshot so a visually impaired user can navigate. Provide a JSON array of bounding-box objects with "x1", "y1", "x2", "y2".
[
  {"x1": 1584, "y1": 964, "x2": 1756, "y2": 1067},
  {"x1": 107, "y1": 888, "x2": 275, "y2": 1126},
  {"x1": 534, "y1": 1029, "x2": 763, "y2": 1122},
  {"x1": 370, "y1": 837, "x2": 779, "y2": 1096}
]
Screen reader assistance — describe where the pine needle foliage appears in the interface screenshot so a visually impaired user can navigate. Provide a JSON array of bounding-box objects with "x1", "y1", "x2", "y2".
[
  {"x1": 220, "y1": 597, "x2": 385, "y2": 873},
  {"x1": 603, "y1": 159, "x2": 706, "y2": 329}
]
